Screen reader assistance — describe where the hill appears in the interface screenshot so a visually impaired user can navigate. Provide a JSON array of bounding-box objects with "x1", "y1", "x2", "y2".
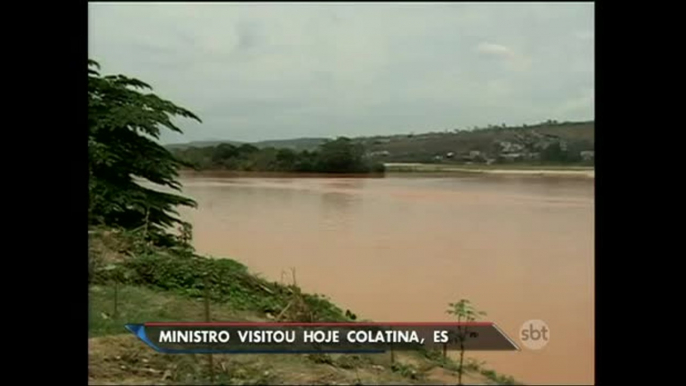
[
  {"x1": 166, "y1": 140, "x2": 244, "y2": 151},
  {"x1": 166, "y1": 120, "x2": 594, "y2": 165},
  {"x1": 358, "y1": 120, "x2": 594, "y2": 163},
  {"x1": 254, "y1": 137, "x2": 329, "y2": 151},
  {"x1": 166, "y1": 138, "x2": 328, "y2": 152}
]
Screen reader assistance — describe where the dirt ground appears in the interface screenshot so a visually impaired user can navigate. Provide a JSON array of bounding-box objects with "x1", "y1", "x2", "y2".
[{"x1": 89, "y1": 334, "x2": 491, "y2": 385}]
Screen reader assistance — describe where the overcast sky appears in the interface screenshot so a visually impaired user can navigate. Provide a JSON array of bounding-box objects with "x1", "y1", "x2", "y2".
[{"x1": 89, "y1": 2, "x2": 594, "y2": 144}]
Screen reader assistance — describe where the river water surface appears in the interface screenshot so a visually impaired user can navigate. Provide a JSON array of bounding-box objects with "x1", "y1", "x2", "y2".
[{"x1": 176, "y1": 171, "x2": 594, "y2": 385}]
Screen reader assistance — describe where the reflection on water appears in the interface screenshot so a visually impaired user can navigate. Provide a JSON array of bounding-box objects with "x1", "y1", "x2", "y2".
[
  {"x1": 176, "y1": 173, "x2": 594, "y2": 385},
  {"x1": 319, "y1": 191, "x2": 362, "y2": 233}
]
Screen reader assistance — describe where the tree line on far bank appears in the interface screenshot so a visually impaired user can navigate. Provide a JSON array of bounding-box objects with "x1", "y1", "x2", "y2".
[{"x1": 172, "y1": 138, "x2": 386, "y2": 174}]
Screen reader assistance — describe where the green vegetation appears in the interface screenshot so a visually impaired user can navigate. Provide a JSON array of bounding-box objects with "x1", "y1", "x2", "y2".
[
  {"x1": 456, "y1": 359, "x2": 519, "y2": 385},
  {"x1": 90, "y1": 229, "x2": 349, "y2": 324},
  {"x1": 166, "y1": 137, "x2": 328, "y2": 152},
  {"x1": 88, "y1": 59, "x2": 200, "y2": 247},
  {"x1": 391, "y1": 362, "x2": 420, "y2": 379},
  {"x1": 89, "y1": 227, "x2": 352, "y2": 329},
  {"x1": 447, "y1": 300, "x2": 487, "y2": 386},
  {"x1": 172, "y1": 137, "x2": 385, "y2": 174}
]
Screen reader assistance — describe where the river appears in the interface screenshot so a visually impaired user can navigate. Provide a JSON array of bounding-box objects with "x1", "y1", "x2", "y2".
[{"x1": 176, "y1": 171, "x2": 594, "y2": 385}]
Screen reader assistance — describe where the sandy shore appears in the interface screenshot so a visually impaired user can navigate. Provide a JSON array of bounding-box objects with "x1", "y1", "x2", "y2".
[{"x1": 384, "y1": 163, "x2": 595, "y2": 178}]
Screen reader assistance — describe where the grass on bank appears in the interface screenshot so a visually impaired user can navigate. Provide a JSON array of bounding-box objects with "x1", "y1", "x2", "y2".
[{"x1": 88, "y1": 228, "x2": 520, "y2": 385}]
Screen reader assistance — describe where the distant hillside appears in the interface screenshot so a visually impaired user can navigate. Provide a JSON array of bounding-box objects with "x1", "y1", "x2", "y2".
[
  {"x1": 166, "y1": 140, "x2": 244, "y2": 150},
  {"x1": 166, "y1": 138, "x2": 328, "y2": 151},
  {"x1": 253, "y1": 137, "x2": 329, "y2": 151},
  {"x1": 358, "y1": 120, "x2": 594, "y2": 163},
  {"x1": 166, "y1": 120, "x2": 594, "y2": 164}
]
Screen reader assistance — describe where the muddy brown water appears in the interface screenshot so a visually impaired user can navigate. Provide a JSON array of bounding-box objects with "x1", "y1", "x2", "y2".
[{"x1": 175, "y1": 171, "x2": 594, "y2": 385}]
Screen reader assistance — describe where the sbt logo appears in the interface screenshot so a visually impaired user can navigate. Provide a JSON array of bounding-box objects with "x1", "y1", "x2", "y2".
[{"x1": 519, "y1": 319, "x2": 550, "y2": 350}]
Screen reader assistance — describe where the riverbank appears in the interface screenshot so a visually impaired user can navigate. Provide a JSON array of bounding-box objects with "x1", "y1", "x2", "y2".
[
  {"x1": 177, "y1": 164, "x2": 594, "y2": 179},
  {"x1": 178, "y1": 168, "x2": 386, "y2": 179},
  {"x1": 384, "y1": 163, "x2": 594, "y2": 178},
  {"x1": 88, "y1": 227, "x2": 519, "y2": 385}
]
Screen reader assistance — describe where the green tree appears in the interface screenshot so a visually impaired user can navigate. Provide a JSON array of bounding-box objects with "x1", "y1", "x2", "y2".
[
  {"x1": 295, "y1": 150, "x2": 320, "y2": 172},
  {"x1": 540, "y1": 142, "x2": 569, "y2": 163},
  {"x1": 447, "y1": 299, "x2": 487, "y2": 386},
  {"x1": 316, "y1": 137, "x2": 365, "y2": 173},
  {"x1": 88, "y1": 59, "x2": 201, "y2": 245},
  {"x1": 252, "y1": 147, "x2": 279, "y2": 171},
  {"x1": 211, "y1": 143, "x2": 239, "y2": 164},
  {"x1": 237, "y1": 143, "x2": 259, "y2": 157},
  {"x1": 274, "y1": 148, "x2": 298, "y2": 171},
  {"x1": 170, "y1": 138, "x2": 384, "y2": 174}
]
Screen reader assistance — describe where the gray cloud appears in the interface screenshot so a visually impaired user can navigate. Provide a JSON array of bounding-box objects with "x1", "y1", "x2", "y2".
[{"x1": 88, "y1": 3, "x2": 594, "y2": 144}]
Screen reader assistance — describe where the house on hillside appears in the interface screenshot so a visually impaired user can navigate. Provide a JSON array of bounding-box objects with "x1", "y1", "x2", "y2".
[
  {"x1": 580, "y1": 150, "x2": 594, "y2": 161},
  {"x1": 534, "y1": 139, "x2": 568, "y2": 152},
  {"x1": 501, "y1": 153, "x2": 524, "y2": 162},
  {"x1": 498, "y1": 141, "x2": 525, "y2": 153},
  {"x1": 524, "y1": 152, "x2": 541, "y2": 161},
  {"x1": 461, "y1": 150, "x2": 486, "y2": 163}
]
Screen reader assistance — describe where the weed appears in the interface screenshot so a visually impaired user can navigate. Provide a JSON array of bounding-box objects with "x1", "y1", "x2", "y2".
[
  {"x1": 307, "y1": 353, "x2": 334, "y2": 366},
  {"x1": 335, "y1": 355, "x2": 370, "y2": 370},
  {"x1": 391, "y1": 362, "x2": 419, "y2": 379},
  {"x1": 480, "y1": 369, "x2": 519, "y2": 385},
  {"x1": 90, "y1": 241, "x2": 349, "y2": 322},
  {"x1": 446, "y1": 299, "x2": 486, "y2": 385}
]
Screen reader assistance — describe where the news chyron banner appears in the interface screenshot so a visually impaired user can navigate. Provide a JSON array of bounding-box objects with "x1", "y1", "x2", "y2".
[{"x1": 125, "y1": 322, "x2": 519, "y2": 354}]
